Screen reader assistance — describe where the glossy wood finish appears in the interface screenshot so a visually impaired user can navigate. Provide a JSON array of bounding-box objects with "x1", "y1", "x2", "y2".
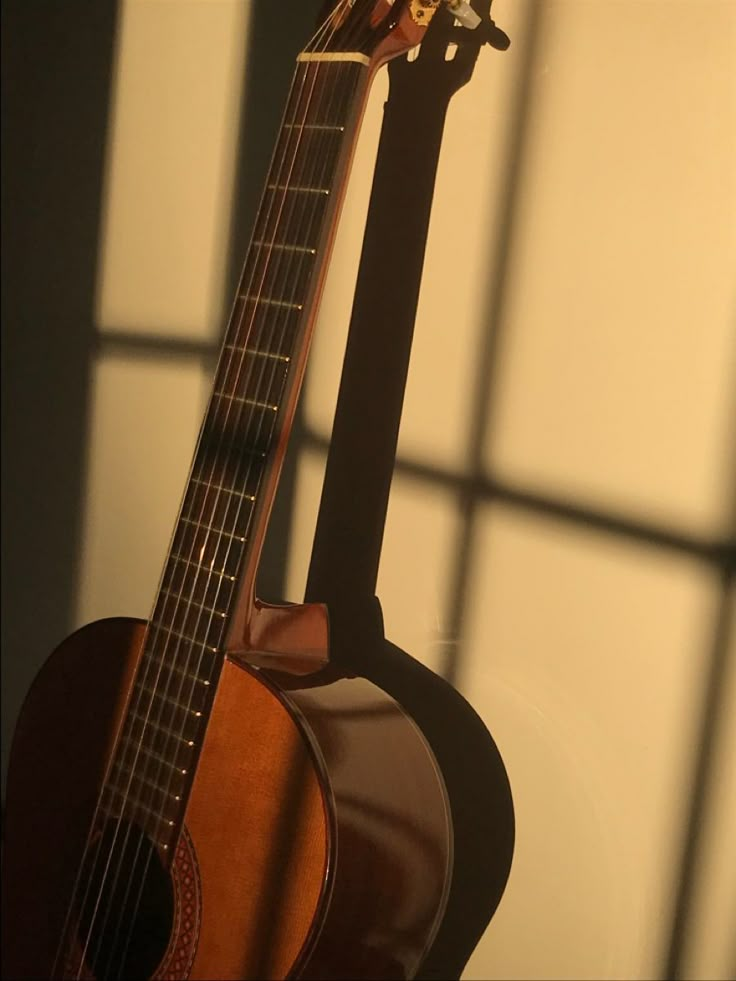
[
  {"x1": 1, "y1": 619, "x2": 142, "y2": 981},
  {"x1": 2, "y1": 617, "x2": 451, "y2": 979},
  {"x1": 234, "y1": 600, "x2": 330, "y2": 676},
  {"x1": 287, "y1": 677, "x2": 452, "y2": 979},
  {"x1": 185, "y1": 656, "x2": 328, "y2": 980}
]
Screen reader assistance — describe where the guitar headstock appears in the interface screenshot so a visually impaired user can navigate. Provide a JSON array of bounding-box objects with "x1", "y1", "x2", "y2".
[{"x1": 303, "y1": 0, "x2": 483, "y2": 71}]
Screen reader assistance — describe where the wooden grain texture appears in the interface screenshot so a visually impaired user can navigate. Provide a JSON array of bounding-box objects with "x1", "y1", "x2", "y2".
[
  {"x1": 184, "y1": 657, "x2": 328, "y2": 980},
  {"x1": 2, "y1": 615, "x2": 451, "y2": 980}
]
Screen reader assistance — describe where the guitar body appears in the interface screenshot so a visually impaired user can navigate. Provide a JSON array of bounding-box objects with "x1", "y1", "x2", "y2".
[{"x1": 2, "y1": 618, "x2": 452, "y2": 980}]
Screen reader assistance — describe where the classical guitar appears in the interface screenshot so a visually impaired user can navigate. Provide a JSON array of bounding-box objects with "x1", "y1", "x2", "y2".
[{"x1": 0, "y1": 1, "x2": 491, "y2": 978}]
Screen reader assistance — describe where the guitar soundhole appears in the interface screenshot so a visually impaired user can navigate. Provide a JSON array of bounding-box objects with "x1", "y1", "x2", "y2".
[{"x1": 75, "y1": 818, "x2": 174, "y2": 980}]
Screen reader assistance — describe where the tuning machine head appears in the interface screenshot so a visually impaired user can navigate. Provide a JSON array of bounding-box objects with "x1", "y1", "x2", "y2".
[{"x1": 444, "y1": 0, "x2": 482, "y2": 30}]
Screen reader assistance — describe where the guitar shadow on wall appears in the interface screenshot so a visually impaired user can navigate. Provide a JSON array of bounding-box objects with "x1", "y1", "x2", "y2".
[{"x1": 262, "y1": 7, "x2": 516, "y2": 978}]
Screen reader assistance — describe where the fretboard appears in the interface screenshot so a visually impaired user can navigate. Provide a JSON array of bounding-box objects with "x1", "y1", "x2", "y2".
[{"x1": 101, "y1": 58, "x2": 368, "y2": 852}]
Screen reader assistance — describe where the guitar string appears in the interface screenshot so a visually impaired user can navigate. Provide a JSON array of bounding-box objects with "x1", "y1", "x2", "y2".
[
  {"x1": 70, "y1": 5, "x2": 358, "y2": 972},
  {"x1": 59, "y1": 10, "x2": 346, "y2": 977}
]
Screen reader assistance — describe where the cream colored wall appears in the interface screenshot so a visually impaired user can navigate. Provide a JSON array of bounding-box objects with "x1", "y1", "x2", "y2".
[{"x1": 80, "y1": 1, "x2": 735, "y2": 978}]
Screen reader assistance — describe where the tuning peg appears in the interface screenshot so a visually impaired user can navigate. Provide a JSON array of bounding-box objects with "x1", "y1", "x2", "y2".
[{"x1": 445, "y1": 0, "x2": 482, "y2": 30}]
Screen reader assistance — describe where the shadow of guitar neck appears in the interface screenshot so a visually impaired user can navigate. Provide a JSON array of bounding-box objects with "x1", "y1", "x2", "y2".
[{"x1": 297, "y1": 9, "x2": 516, "y2": 978}]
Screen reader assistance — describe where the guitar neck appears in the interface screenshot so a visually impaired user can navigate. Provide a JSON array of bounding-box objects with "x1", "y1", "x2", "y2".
[
  {"x1": 188, "y1": 56, "x2": 370, "y2": 608},
  {"x1": 102, "y1": 56, "x2": 372, "y2": 852}
]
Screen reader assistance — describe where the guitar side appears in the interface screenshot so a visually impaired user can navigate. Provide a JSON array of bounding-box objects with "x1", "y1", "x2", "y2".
[{"x1": 2, "y1": 617, "x2": 452, "y2": 980}]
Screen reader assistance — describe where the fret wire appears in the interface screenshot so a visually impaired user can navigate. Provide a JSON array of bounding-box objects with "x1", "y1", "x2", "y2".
[
  {"x1": 197, "y1": 410, "x2": 275, "y2": 468},
  {"x1": 111, "y1": 761, "x2": 183, "y2": 798},
  {"x1": 142, "y1": 649, "x2": 213, "y2": 686},
  {"x1": 212, "y1": 356, "x2": 289, "y2": 407},
  {"x1": 104, "y1": 779, "x2": 175, "y2": 812},
  {"x1": 160, "y1": 559, "x2": 236, "y2": 615},
  {"x1": 283, "y1": 122, "x2": 344, "y2": 131},
  {"x1": 180, "y1": 515, "x2": 246, "y2": 543},
  {"x1": 246, "y1": 347, "x2": 290, "y2": 362},
  {"x1": 172, "y1": 515, "x2": 246, "y2": 554},
  {"x1": 126, "y1": 704, "x2": 201, "y2": 748},
  {"x1": 228, "y1": 316, "x2": 295, "y2": 363},
  {"x1": 149, "y1": 618, "x2": 221, "y2": 654},
  {"x1": 191, "y1": 476, "x2": 258, "y2": 499},
  {"x1": 222, "y1": 343, "x2": 291, "y2": 365},
  {"x1": 146, "y1": 625, "x2": 223, "y2": 680},
  {"x1": 103, "y1": 783, "x2": 175, "y2": 828},
  {"x1": 241, "y1": 242, "x2": 314, "y2": 310},
  {"x1": 181, "y1": 481, "x2": 256, "y2": 536},
  {"x1": 128, "y1": 707, "x2": 196, "y2": 747},
  {"x1": 132, "y1": 687, "x2": 205, "y2": 732},
  {"x1": 253, "y1": 240, "x2": 316, "y2": 256},
  {"x1": 241, "y1": 294, "x2": 303, "y2": 311},
  {"x1": 168, "y1": 550, "x2": 237, "y2": 581},
  {"x1": 171, "y1": 516, "x2": 246, "y2": 578},
  {"x1": 213, "y1": 391, "x2": 278, "y2": 412},
  {"x1": 159, "y1": 586, "x2": 227, "y2": 620},
  {"x1": 135, "y1": 679, "x2": 206, "y2": 719},
  {"x1": 267, "y1": 184, "x2": 330, "y2": 195},
  {"x1": 133, "y1": 677, "x2": 207, "y2": 713},
  {"x1": 254, "y1": 193, "x2": 330, "y2": 258},
  {"x1": 118, "y1": 734, "x2": 192, "y2": 774},
  {"x1": 134, "y1": 666, "x2": 213, "y2": 708}
]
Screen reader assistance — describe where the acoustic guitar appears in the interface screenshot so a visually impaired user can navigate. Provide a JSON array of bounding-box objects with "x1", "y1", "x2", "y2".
[{"x1": 0, "y1": 1, "x2": 485, "y2": 977}]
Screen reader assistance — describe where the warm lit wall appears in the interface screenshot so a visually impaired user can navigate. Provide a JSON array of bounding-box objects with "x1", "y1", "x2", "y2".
[{"x1": 7, "y1": 1, "x2": 735, "y2": 979}]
